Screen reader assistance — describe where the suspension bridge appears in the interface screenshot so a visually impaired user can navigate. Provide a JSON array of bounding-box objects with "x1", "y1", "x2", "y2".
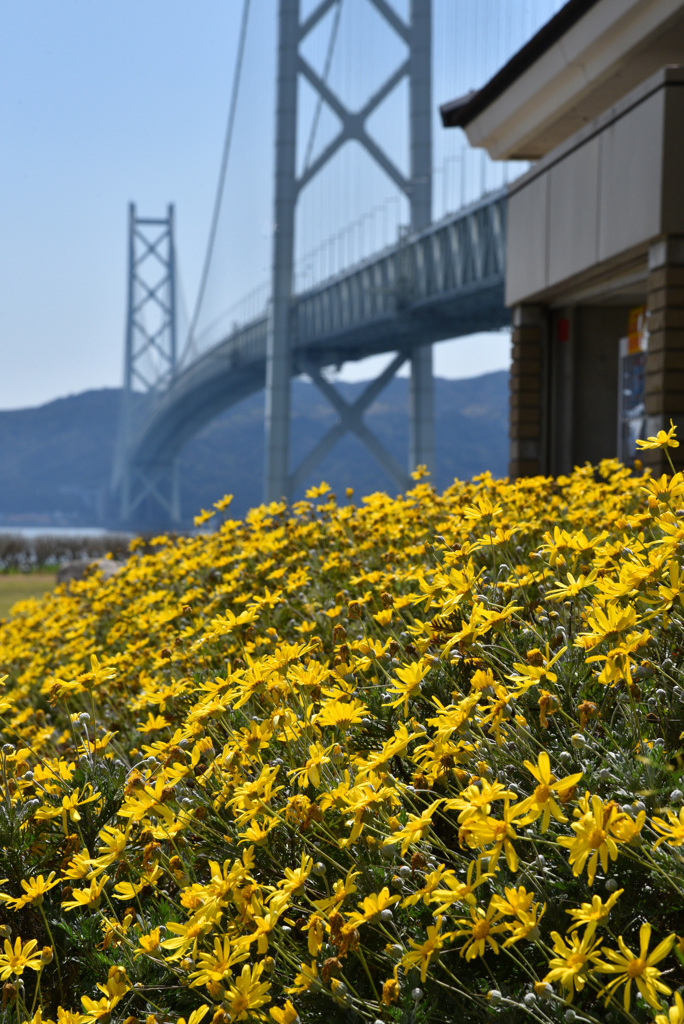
[{"x1": 111, "y1": 0, "x2": 563, "y2": 528}]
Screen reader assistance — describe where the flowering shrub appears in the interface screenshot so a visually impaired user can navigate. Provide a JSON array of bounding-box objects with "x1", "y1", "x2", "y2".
[{"x1": 0, "y1": 460, "x2": 683, "y2": 1024}]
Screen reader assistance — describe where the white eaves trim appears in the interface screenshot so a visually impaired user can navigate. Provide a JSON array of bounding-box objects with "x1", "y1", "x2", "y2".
[{"x1": 465, "y1": 0, "x2": 684, "y2": 160}]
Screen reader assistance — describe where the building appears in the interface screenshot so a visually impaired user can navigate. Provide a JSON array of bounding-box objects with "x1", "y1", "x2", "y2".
[{"x1": 442, "y1": 0, "x2": 684, "y2": 476}]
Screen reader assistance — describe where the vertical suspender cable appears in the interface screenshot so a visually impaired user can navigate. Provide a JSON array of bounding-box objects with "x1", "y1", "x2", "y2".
[{"x1": 186, "y1": 0, "x2": 251, "y2": 358}]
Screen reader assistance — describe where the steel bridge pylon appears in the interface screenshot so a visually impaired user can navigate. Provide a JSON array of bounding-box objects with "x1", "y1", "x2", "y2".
[
  {"x1": 113, "y1": 203, "x2": 181, "y2": 528},
  {"x1": 266, "y1": 0, "x2": 433, "y2": 503}
]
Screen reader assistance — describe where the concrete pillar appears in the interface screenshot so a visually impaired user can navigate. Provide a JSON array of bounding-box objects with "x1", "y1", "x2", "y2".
[
  {"x1": 509, "y1": 304, "x2": 547, "y2": 478},
  {"x1": 409, "y1": 345, "x2": 435, "y2": 472},
  {"x1": 645, "y1": 236, "x2": 684, "y2": 471}
]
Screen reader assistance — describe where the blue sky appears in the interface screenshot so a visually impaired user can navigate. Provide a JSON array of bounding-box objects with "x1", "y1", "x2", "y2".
[{"x1": 0, "y1": 1, "x2": 562, "y2": 410}]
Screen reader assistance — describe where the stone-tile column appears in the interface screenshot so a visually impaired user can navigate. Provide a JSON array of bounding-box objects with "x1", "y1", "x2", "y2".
[
  {"x1": 646, "y1": 237, "x2": 684, "y2": 472},
  {"x1": 509, "y1": 304, "x2": 547, "y2": 479}
]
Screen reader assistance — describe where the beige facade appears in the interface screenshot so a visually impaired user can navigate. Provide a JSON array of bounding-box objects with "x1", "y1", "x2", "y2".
[
  {"x1": 442, "y1": 0, "x2": 684, "y2": 476},
  {"x1": 506, "y1": 67, "x2": 684, "y2": 474}
]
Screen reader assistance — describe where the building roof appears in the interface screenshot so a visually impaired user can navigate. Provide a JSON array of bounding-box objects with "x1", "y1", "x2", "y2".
[
  {"x1": 439, "y1": 0, "x2": 684, "y2": 160},
  {"x1": 440, "y1": 0, "x2": 599, "y2": 130}
]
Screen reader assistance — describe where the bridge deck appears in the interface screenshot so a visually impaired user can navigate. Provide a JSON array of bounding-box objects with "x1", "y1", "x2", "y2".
[{"x1": 115, "y1": 190, "x2": 509, "y2": 480}]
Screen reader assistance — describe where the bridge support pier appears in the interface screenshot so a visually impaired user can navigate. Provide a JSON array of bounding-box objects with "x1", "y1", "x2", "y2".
[
  {"x1": 265, "y1": 0, "x2": 298, "y2": 504},
  {"x1": 293, "y1": 354, "x2": 411, "y2": 494},
  {"x1": 265, "y1": 0, "x2": 433, "y2": 504},
  {"x1": 409, "y1": 345, "x2": 435, "y2": 473},
  {"x1": 112, "y1": 204, "x2": 181, "y2": 530},
  {"x1": 119, "y1": 459, "x2": 181, "y2": 528}
]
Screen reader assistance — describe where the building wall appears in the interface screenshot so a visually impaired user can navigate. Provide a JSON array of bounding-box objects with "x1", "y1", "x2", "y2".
[{"x1": 506, "y1": 67, "x2": 684, "y2": 308}]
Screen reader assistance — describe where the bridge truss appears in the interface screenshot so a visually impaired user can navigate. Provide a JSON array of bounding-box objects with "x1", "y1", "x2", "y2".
[
  {"x1": 114, "y1": 204, "x2": 181, "y2": 526},
  {"x1": 266, "y1": 0, "x2": 433, "y2": 502}
]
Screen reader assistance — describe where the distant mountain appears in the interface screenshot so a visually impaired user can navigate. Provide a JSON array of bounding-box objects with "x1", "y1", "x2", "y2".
[{"x1": 0, "y1": 372, "x2": 509, "y2": 526}]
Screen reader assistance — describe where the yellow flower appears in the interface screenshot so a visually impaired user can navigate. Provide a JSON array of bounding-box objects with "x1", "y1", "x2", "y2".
[
  {"x1": 655, "y1": 992, "x2": 684, "y2": 1024},
  {"x1": 596, "y1": 923, "x2": 675, "y2": 1011},
  {"x1": 34, "y1": 786, "x2": 99, "y2": 836},
  {"x1": 636, "y1": 420, "x2": 679, "y2": 449},
  {"x1": 402, "y1": 916, "x2": 454, "y2": 979},
  {"x1": 347, "y1": 886, "x2": 400, "y2": 927},
  {"x1": 193, "y1": 508, "x2": 216, "y2": 526},
  {"x1": 543, "y1": 925, "x2": 603, "y2": 999},
  {"x1": 454, "y1": 902, "x2": 508, "y2": 961},
  {"x1": 1, "y1": 872, "x2": 59, "y2": 909},
  {"x1": 98, "y1": 965, "x2": 130, "y2": 999},
  {"x1": 240, "y1": 910, "x2": 279, "y2": 954},
  {"x1": 502, "y1": 904, "x2": 545, "y2": 947},
  {"x1": 279, "y1": 853, "x2": 313, "y2": 895},
  {"x1": 546, "y1": 569, "x2": 599, "y2": 601},
  {"x1": 383, "y1": 660, "x2": 431, "y2": 716},
  {"x1": 213, "y1": 493, "x2": 234, "y2": 511},
  {"x1": 381, "y1": 967, "x2": 400, "y2": 1005},
  {"x1": 286, "y1": 961, "x2": 320, "y2": 995},
  {"x1": 287, "y1": 742, "x2": 330, "y2": 789},
  {"x1": 557, "y1": 793, "x2": 620, "y2": 884},
  {"x1": 652, "y1": 805, "x2": 684, "y2": 848},
  {"x1": 62, "y1": 874, "x2": 108, "y2": 911},
  {"x1": 515, "y1": 751, "x2": 583, "y2": 832},
  {"x1": 80, "y1": 994, "x2": 121, "y2": 1024},
  {"x1": 189, "y1": 935, "x2": 249, "y2": 989},
  {"x1": 462, "y1": 797, "x2": 527, "y2": 872},
  {"x1": 304, "y1": 914, "x2": 325, "y2": 956},
  {"x1": 454, "y1": 901, "x2": 507, "y2": 954},
  {"x1": 384, "y1": 799, "x2": 442, "y2": 856},
  {"x1": 314, "y1": 698, "x2": 367, "y2": 731},
  {"x1": 0, "y1": 936, "x2": 44, "y2": 979},
  {"x1": 269, "y1": 1001, "x2": 299, "y2": 1024},
  {"x1": 463, "y1": 496, "x2": 503, "y2": 522},
  {"x1": 565, "y1": 889, "x2": 623, "y2": 931},
  {"x1": 427, "y1": 859, "x2": 490, "y2": 915},
  {"x1": 223, "y1": 962, "x2": 271, "y2": 1020},
  {"x1": 136, "y1": 928, "x2": 162, "y2": 957}
]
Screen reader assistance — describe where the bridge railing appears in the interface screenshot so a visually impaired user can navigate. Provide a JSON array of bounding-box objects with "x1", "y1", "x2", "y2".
[{"x1": 294, "y1": 188, "x2": 506, "y2": 346}]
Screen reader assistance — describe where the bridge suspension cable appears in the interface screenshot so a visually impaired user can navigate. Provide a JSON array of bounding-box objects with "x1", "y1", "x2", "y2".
[{"x1": 184, "y1": 0, "x2": 251, "y2": 367}]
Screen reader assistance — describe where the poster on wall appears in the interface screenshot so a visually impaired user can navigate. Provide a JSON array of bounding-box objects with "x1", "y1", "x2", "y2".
[{"x1": 617, "y1": 306, "x2": 647, "y2": 467}]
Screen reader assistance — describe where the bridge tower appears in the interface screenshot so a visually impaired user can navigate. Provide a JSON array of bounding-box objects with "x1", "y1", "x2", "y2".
[
  {"x1": 113, "y1": 203, "x2": 181, "y2": 528},
  {"x1": 265, "y1": 0, "x2": 433, "y2": 502}
]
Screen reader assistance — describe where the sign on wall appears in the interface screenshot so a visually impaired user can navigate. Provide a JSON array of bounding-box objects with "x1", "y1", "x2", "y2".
[{"x1": 617, "y1": 306, "x2": 647, "y2": 466}]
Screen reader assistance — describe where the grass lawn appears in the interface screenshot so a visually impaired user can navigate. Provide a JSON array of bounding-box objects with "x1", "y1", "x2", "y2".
[{"x1": 0, "y1": 571, "x2": 56, "y2": 618}]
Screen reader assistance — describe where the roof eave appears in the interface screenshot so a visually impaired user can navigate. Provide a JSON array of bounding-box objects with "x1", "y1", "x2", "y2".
[{"x1": 439, "y1": 0, "x2": 601, "y2": 130}]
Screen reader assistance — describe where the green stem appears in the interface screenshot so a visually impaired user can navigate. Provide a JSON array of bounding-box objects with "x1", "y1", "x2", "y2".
[{"x1": 39, "y1": 903, "x2": 63, "y2": 1005}]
